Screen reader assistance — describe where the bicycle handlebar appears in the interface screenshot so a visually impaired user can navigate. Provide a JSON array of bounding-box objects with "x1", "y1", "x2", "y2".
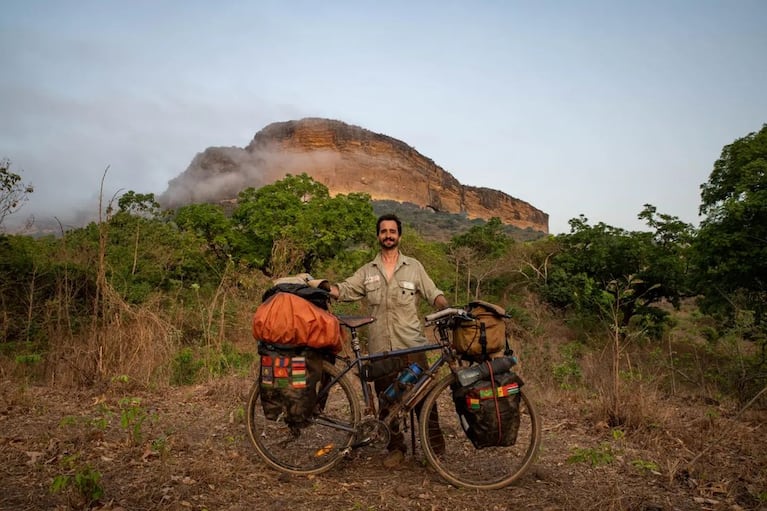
[{"x1": 424, "y1": 307, "x2": 473, "y2": 325}]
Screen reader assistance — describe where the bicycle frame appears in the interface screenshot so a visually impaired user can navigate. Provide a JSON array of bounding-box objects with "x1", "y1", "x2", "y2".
[{"x1": 311, "y1": 310, "x2": 470, "y2": 441}]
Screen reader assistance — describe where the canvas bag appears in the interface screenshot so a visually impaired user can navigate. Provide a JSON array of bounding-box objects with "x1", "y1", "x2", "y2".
[
  {"x1": 452, "y1": 300, "x2": 509, "y2": 359},
  {"x1": 252, "y1": 291, "x2": 342, "y2": 354},
  {"x1": 451, "y1": 365, "x2": 524, "y2": 449}
]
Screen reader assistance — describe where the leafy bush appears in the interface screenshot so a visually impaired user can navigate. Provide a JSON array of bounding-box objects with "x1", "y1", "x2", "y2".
[
  {"x1": 567, "y1": 443, "x2": 615, "y2": 467},
  {"x1": 205, "y1": 342, "x2": 254, "y2": 377},
  {"x1": 50, "y1": 455, "x2": 104, "y2": 507},
  {"x1": 171, "y1": 347, "x2": 203, "y2": 385},
  {"x1": 118, "y1": 397, "x2": 153, "y2": 445},
  {"x1": 553, "y1": 342, "x2": 583, "y2": 389}
]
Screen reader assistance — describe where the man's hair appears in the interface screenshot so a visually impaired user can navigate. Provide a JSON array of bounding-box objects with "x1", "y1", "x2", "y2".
[{"x1": 376, "y1": 213, "x2": 402, "y2": 235}]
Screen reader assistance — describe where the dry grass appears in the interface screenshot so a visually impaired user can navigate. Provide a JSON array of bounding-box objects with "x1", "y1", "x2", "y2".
[
  {"x1": 45, "y1": 288, "x2": 177, "y2": 387},
  {"x1": 2, "y1": 289, "x2": 767, "y2": 509}
]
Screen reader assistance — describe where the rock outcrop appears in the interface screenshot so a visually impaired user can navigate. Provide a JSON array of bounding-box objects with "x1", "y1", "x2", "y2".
[{"x1": 160, "y1": 118, "x2": 548, "y2": 233}]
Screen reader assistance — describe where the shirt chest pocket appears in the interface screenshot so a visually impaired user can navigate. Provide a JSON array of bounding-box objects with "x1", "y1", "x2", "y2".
[
  {"x1": 396, "y1": 281, "x2": 417, "y2": 306},
  {"x1": 365, "y1": 280, "x2": 383, "y2": 305}
]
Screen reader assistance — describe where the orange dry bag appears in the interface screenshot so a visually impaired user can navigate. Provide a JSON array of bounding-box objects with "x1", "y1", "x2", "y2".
[{"x1": 252, "y1": 292, "x2": 342, "y2": 354}]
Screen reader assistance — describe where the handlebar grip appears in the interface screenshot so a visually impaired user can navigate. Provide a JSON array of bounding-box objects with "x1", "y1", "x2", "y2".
[{"x1": 424, "y1": 307, "x2": 468, "y2": 323}]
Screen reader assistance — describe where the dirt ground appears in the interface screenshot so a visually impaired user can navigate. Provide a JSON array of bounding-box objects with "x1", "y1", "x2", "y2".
[{"x1": 1, "y1": 375, "x2": 765, "y2": 511}]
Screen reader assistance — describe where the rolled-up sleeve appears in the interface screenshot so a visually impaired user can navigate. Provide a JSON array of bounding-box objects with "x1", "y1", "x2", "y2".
[
  {"x1": 412, "y1": 259, "x2": 443, "y2": 305},
  {"x1": 336, "y1": 265, "x2": 369, "y2": 302}
]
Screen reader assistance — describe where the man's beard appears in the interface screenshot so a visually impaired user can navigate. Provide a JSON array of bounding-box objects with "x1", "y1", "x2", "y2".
[{"x1": 379, "y1": 237, "x2": 399, "y2": 249}]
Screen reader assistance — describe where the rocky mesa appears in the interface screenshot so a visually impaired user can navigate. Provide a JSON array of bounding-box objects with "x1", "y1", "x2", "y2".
[{"x1": 160, "y1": 118, "x2": 549, "y2": 233}]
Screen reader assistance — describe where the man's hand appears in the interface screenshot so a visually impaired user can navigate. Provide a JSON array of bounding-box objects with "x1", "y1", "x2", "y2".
[{"x1": 307, "y1": 278, "x2": 331, "y2": 292}]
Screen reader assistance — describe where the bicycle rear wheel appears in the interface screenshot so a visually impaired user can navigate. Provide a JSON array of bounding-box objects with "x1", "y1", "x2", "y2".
[
  {"x1": 247, "y1": 360, "x2": 361, "y2": 475},
  {"x1": 418, "y1": 372, "x2": 541, "y2": 490}
]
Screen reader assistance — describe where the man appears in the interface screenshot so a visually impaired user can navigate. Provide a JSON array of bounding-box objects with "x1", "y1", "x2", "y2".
[{"x1": 326, "y1": 213, "x2": 448, "y2": 467}]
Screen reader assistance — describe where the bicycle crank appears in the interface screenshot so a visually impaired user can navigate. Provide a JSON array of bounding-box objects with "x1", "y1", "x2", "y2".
[{"x1": 351, "y1": 418, "x2": 390, "y2": 449}]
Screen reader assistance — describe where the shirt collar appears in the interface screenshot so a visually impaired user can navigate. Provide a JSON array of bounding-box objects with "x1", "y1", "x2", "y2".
[{"x1": 373, "y1": 252, "x2": 409, "y2": 267}]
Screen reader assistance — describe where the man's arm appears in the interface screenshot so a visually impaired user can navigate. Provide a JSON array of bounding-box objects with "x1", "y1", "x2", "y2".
[
  {"x1": 319, "y1": 265, "x2": 368, "y2": 302},
  {"x1": 408, "y1": 257, "x2": 448, "y2": 310},
  {"x1": 433, "y1": 294, "x2": 449, "y2": 310}
]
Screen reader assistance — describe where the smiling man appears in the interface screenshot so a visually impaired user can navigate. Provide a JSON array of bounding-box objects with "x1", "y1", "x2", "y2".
[{"x1": 326, "y1": 213, "x2": 448, "y2": 467}]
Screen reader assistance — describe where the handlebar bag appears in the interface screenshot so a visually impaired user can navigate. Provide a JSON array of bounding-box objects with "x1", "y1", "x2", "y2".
[{"x1": 452, "y1": 301, "x2": 509, "y2": 359}]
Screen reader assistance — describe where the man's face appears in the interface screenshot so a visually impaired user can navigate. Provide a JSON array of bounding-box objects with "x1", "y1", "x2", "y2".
[{"x1": 378, "y1": 220, "x2": 400, "y2": 249}]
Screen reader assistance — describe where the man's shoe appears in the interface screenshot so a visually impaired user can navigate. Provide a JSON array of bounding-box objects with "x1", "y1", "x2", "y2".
[{"x1": 382, "y1": 449, "x2": 405, "y2": 469}]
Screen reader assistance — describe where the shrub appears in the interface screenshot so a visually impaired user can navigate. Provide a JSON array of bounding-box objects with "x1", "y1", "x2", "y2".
[
  {"x1": 171, "y1": 347, "x2": 202, "y2": 385},
  {"x1": 50, "y1": 455, "x2": 104, "y2": 507}
]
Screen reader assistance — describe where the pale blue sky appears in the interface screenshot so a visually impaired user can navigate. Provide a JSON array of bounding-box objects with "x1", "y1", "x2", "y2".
[{"x1": 2, "y1": 1, "x2": 765, "y2": 234}]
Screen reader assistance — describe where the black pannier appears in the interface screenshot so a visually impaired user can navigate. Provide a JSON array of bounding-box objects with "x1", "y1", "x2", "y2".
[
  {"x1": 258, "y1": 342, "x2": 328, "y2": 426},
  {"x1": 451, "y1": 358, "x2": 524, "y2": 449}
]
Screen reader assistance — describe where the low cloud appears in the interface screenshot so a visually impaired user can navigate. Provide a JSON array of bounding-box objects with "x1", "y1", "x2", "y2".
[{"x1": 158, "y1": 145, "x2": 343, "y2": 208}]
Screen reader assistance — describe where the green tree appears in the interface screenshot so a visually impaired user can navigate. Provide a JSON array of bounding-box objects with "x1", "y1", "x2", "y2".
[
  {"x1": 693, "y1": 124, "x2": 767, "y2": 332},
  {"x1": 112, "y1": 191, "x2": 165, "y2": 281},
  {"x1": 636, "y1": 204, "x2": 695, "y2": 308},
  {"x1": 232, "y1": 174, "x2": 375, "y2": 275},
  {"x1": 0, "y1": 158, "x2": 34, "y2": 230},
  {"x1": 72, "y1": 194, "x2": 211, "y2": 303},
  {"x1": 451, "y1": 217, "x2": 511, "y2": 259},
  {"x1": 542, "y1": 210, "x2": 693, "y2": 426},
  {"x1": 544, "y1": 208, "x2": 693, "y2": 337},
  {"x1": 175, "y1": 203, "x2": 238, "y2": 263},
  {"x1": 0, "y1": 234, "x2": 54, "y2": 343},
  {"x1": 117, "y1": 191, "x2": 161, "y2": 218}
]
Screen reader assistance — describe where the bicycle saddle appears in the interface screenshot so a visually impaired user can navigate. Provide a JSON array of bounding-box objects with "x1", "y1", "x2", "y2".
[{"x1": 336, "y1": 315, "x2": 376, "y2": 328}]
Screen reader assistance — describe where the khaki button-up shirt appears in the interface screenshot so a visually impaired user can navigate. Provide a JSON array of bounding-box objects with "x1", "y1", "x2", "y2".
[{"x1": 336, "y1": 253, "x2": 444, "y2": 353}]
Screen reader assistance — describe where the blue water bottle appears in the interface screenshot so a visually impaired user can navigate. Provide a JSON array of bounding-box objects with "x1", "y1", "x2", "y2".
[{"x1": 383, "y1": 363, "x2": 423, "y2": 402}]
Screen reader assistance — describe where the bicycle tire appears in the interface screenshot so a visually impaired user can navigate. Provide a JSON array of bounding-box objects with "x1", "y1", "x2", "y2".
[
  {"x1": 418, "y1": 372, "x2": 541, "y2": 490},
  {"x1": 247, "y1": 360, "x2": 361, "y2": 475}
]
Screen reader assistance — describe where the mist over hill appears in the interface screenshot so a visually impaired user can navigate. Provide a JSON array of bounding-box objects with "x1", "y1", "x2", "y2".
[{"x1": 160, "y1": 118, "x2": 549, "y2": 235}]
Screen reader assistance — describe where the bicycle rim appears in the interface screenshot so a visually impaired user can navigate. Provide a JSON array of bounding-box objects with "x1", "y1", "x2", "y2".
[
  {"x1": 419, "y1": 373, "x2": 541, "y2": 490},
  {"x1": 247, "y1": 360, "x2": 361, "y2": 475}
]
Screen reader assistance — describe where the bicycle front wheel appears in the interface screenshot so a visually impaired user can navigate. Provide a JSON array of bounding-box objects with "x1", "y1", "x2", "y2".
[
  {"x1": 246, "y1": 360, "x2": 361, "y2": 475},
  {"x1": 419, "y1": 372, "x2": 541, "y2": 490}
]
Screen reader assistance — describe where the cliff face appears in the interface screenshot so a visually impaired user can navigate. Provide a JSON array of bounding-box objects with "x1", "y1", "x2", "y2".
[{"x1": 160, "y1": 118, "x2": 549, "y2": 233}]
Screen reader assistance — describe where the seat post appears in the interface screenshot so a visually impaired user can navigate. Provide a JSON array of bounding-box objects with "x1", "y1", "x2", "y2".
[{"x1": 348, "y1": 327, "x2": 363, "y2": 356}]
